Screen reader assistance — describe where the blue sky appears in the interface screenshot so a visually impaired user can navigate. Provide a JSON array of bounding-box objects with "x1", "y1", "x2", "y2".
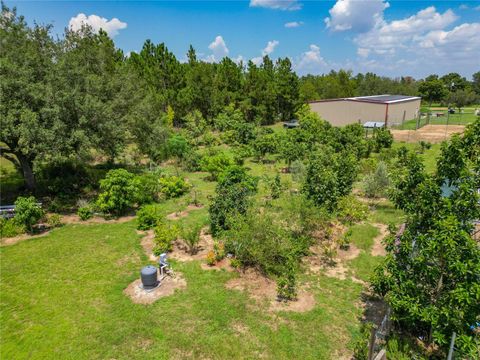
[{"x1": 6, "y1": 0, "x2": 480, "y2": 78}]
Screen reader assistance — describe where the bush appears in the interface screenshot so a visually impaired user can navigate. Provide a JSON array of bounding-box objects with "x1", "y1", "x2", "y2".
[
  {"x1": 206, "y1": 250, "x2": 216, "y2": 266},
  {"x1": 200, "y1": 152, "x2": 234, "y2": 181},
  {"x1": 47, "y1": 214, "x2": 62, "y2": 228},
  {"x1": 77, "y1": 206, "x2": 93, "y2": 221},
  {"x1": 269, "y1": 174, "x2": 282, "y2": 199},
  {"x1": 14, "y1": 196, "x2": 44, "y2": 233},
  {"x1": 213, "y1": 241, "x2": 225, "y2": 261},
  {"x1": 136, "y1": 204, "x2": 162, "y2": 230},
  {"x1": 153, "y1": 222, "x2": 178, "y2": 255},
  {"x1": 159, "y1": 176, "x2": 190, "y2": 199},
  {"x1": 374, "y1": 129, "x2": 393, "y2": 151},
  {"x1": 363, "y1": 161, "x2": 390, "y2": 198},
  {"x1": 0, "y1": 218, "x2": 25, "y2": 237},
  {"x1": 96, "y1": 169, "x2": 138, "y2": 216},
  {"x1": 337, "y1": 195, "x2": 369, "y2": 224},
  {"x1": 181, "y1": 223, "x2": 203, "y2": 254},
  {"x1": 276, "y1": 270, "x2": 297, "y2": 301},
  {"x1": 134, "y1": 171, "x2": 162, "y2": 204},
  {"x1": 290, "y1": 160, "x2": 306, "y2": 182},
  {"x1": 182, "y1": 150, "x2": 203, "y2": 172},
  {"x1": 209, "y1": 166, "x2": 258, "y2": 236}
]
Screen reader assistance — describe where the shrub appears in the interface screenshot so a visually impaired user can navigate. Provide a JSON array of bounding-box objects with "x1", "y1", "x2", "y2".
[
  {"x1": 77, "y1": 206, "x2": 93, "y2": 221},
  {"x1": 337, "y1": 195, "x2": 369, "y2": 224},
  {"x1": 230, "y1": 258, "x2": 241, "y2": 269},
  {"x1": 339, "y1": 228, "x2": 352, "y2": 250},
  {"x1": 134, "y1": 171, "x2": 162, "y2": 204},
  {"x1": 213, "y1": 241, "x2": 225, "y2": 261},
  {"x1": 0, "y1": 218, "x2": 25, "y2": 237},
  {"x1": 276, "y1": 270, "x2": 297, "y2": 301},
  {"x1": 181, "y1": 223, "x2": 203, "y2": 254},
  {"x1": 182, "y1": 150, "x2": 203, "y2": 172},
  {"x1": 290, "y1": 160, "x2": 306, "y2": 182},
  {"x1": 159, "y1": 176, "x2": 190, "y2": 199},
  {"x1": 136, "y1": 204, "x2": 162, "y2": 230},
  {"x1": 14, "y1": 196, "x2": 44, "y2": 233},
  {"x1": 374, "y1": 129, "x2": 393, "y2": 151},
  {"x1": 47, "y1": 214, "x2": 62, "y2": 228},
  {"x1": 269, "y1": 174, "x2": 282, "y2": 199},
  {"x1": 209, "y1": 166, "x2": 258, "y2": 236},
  {"x1": 96, "y1": 169, "x2": 138, "y2": 216},
  {"x1": 200, "y1": 152, "x2": 234, "y2": 181},
  {"x1": 153, "y1": 222, "x2": 178, "y2": 255},
  {"x1": 363, "y1": 161, "x2": 390, "y2": 198},
  {"x1": 206, "y1": 250, "x2": 216, "y2": 266}
]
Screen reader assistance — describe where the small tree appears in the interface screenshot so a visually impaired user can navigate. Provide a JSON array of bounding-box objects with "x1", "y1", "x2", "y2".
[
  {"x1": 14, "y1": 196, "x2": 44, "y2": 233},
  {"x1": 181, "y1": 223, "x2": 203, "y2": 254},
  {"x1": 96, "y1": 169, "x2": 138, "y2": 216},
  {"x1": 363, "y1": 161, "x2": 390, "y2": 198}
]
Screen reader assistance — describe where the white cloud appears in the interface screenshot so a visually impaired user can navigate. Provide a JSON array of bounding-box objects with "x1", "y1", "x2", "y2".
[
  {"x1": 262, "y1": 40, "x2": 279, "y2": 56},
  {"x1": 285, "y1": 21, "x2": 303, "y2": 28},
  {"x1": 69, "y1": 13, "x2": 127, "y2": 37},
  {"x1": 325, "y1": 0, "x2": 389, "y2": 32},
  {"x1": 249, "y1": 0, "x2": 302, "y2": 11},
  {"x1": 295, "y1": 44, "x2": 327, "y2": 74},
  {"x1": 207, "y1": 35, "x2": 229, "y2": 62},
  {"x1": 352, "y1": 6, "x2": 479, "y2": 76},
  {"x1": 459, "y1": 4, "x2": 469, "y2": 10}
]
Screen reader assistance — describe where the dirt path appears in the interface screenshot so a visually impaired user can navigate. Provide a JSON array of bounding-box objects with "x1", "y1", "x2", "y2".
[
  {"x1": 1, "y1": 231, "x2": 51, "y2": 246},
  {"x1": 61, "y1": 214, "x2": 135, "y2": 225},
  {"x1": 391, "y1": 124, "x2": 464, "y2": 143},
  {"x1": 371, "y1": 223, "x2": 388, "y2": 257},
  {"x1": 166, "y1": 204, "x2": 204, "y2": 221}
]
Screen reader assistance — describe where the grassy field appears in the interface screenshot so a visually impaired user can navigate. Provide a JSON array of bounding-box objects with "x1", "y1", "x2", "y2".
[
  {"x1": 396, "y1": 109, "x2": 478, "y2": 130},
  {"x1": 1, "y1": 220, "x2": 369, "y2": 359}
]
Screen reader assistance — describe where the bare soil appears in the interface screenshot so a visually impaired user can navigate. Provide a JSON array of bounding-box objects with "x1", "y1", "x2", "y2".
[
  {"x1": 1, "y1": 231, "x2": 51, "y2": 246},
  {"x1": 200, "y1": 258, "x2": 234, "y2": 272},
  {"x1": 371, "y1": 223, "x2": 388, "y2": 257},
  {"x1": 137, "y1": 230, "x2": 157, "y2": 261},
  {"x1": 166, "y1": 204, "x2": 204, "y2": 220},
  {"x1": 170, "y1": 227, "x2": 213, "y2": 262},
  {"x1": 124, "y1": 272, "x2": 187, "y2": 304},
  {"x1": 225, "y1": 268, "x2": 316, "y2": 312},
  {"x1": 61, "y1": 214, "x2": 136, "y2": 225},
  {"x1": 391, "y1": 124, "x2": 464, "y2": 143}
]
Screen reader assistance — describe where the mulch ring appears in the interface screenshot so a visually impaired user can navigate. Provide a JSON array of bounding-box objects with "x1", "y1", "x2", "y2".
[
  {"x1": 225, "y1": 268, "x2": 316, "y2": 313},
  {"x1": 124, "y1": 272, "x2": 187, "y2": 305},
  {"x1": 170, "y1": 227, "x2": 213, "y2": 262}
]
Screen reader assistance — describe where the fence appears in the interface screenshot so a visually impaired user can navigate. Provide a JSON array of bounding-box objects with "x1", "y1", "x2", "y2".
[{"x1": 367, "y1": 307, "x2": 392, "y2": 360}]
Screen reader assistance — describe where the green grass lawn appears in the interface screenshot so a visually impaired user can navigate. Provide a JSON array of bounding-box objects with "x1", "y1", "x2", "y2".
[
  {"x1": 395, "y1": 110, "x2": 478, "y2": 130},
  {"x1": 1, "y1": 221, "x2": 365, "y2": 359}
]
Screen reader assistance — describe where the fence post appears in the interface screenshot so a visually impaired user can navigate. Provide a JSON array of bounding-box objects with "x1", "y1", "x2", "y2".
[
  {"x1": 447, "y1": 332, "x2": 456, "y2": 360},
  {"x1": 367, "y1": 325, "x2": 377, "y2": 360}
]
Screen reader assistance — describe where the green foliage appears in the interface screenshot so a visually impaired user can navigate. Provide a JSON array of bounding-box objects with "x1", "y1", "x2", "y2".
[
  {"x1": 336, "y1": 195, "x2": 369, "y2": 224},
  {"x1": 209, "y1": 166, "x2": 258, "y2": 236},
  {"x1": 303, "y1": 147, "x2": 358, "y2": 211},
  {"x1": 276, "y1": 269, "x2": 297, "y2": 301},
  {"x1": 96, "y1": 169, "x2": 138, "y2": 216},
  {"x1": 153, "y1": 221, "x2": 179, "y2": 255},
  {"x1": 181, "y1": 222, "x2": 203, "y2": 254},
  {"x1": 77, "y1": 206, "x2": 93, "y2": 221},
  {"x1": 182, "y1": 150, "x2": 203, "y2": 172},
  {"x1": 200, "y1": 151, "x2": 235, "y2": 181},
  {"x1": 159, "y1": 176, "x2": 190, "y2": 199},
  {"x1": 269, "y1": 174, "x2": 282, "y2": 199},
  {"x1": 352, "y1": 322, "x2": 374, "y2": 360},
  {"x1": 213, "y1": 241, "x2": 226, "y2": 261},
  {"x1": 136, "y1": 204, "x2": 162, "y2": 230},
  {"x1": 134, "y1": 171, "x2": 163, "y2": 204},
  {"x1": 46, "y1": 214, "x2": 62, "y2": 228},
  {"x1": 166, "y1": 134, "x2": 190, "y2": 162},
  {"x1": 363, "y1": 161, "x2": 390, "y2": 198},
  {"x1": 13, "y1": 196, "x2": 44, "y2": 232},
  {"x1": 253, "y1": 129, "x2": 279, "y2": 160},
  {"x1": 289, "y1": 160, "x2": 306, "y2": 182},
  {"x1": 373, "y1": 129, "x2": 393, "y2": 152},
  {"x1": 0, "y1": 218, "x2": 25, "y2": 238}
]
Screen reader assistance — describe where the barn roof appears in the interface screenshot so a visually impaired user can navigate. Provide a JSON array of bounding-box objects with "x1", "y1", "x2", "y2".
[{"x1": 309, "y1": 94, "x2": 421, "y2": 105}]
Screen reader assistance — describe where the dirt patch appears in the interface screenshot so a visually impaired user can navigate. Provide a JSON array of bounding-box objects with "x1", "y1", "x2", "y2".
[
  {"x1": 371, "y1": 223, "x2": 388, "y2": 257},
  {"x1": 1, "y1": 231, "x2": 51, "y2": 246},
  {"x1": 391, "y1": 124, "x2": 464, "y2": 143},
  {"x1": 200, "y1": 258, "x2": 234, "y2": 272},
  {"x1": 170, "y1": 227, "x2": 214, "y2": 262},
  {"x1": 338, "y1": 244, "x2": 361, "y2": 261},
  {"x1": 138, "y1": 230, "x2": 157, "y2": 261},
  {"x1": 230, "y1": 321, "x2": 250, "y2": 335},
  {"x1": 270, "y1": 290, "x2": 316, "y2": 312},
  {"x1": 124, "y1": 272, "x2": 187, "y2": 304},
  {"x1": 225, "y1": 268, "x2": 316, "y2": 312},
  {"x1": 61, "y1": 214, "x2": 135, "y2": 225},
  {"x1": 166, "y1": 204, "x2": 204, "y2": 220}
]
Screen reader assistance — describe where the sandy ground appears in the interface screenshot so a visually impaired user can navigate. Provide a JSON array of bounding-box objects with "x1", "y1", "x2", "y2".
[
  {"x1": 391, "y1": 124, "x2": 465, "y2": 143},
  {"x1": 124, "y1": 272, "x2": 187, "y2": 304},
  {"x1": 371, "y1": 223, "x2": 388, "y2": 257},
  {"x1": 170, "y1": 227, "x2": 214, "y2": 262},
  {"x1": 166, "y1": 204, "x2": 204, "y2": 220},
  {"x1": 225, "y1": 268, "x2": 316, "y2": 313}
]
